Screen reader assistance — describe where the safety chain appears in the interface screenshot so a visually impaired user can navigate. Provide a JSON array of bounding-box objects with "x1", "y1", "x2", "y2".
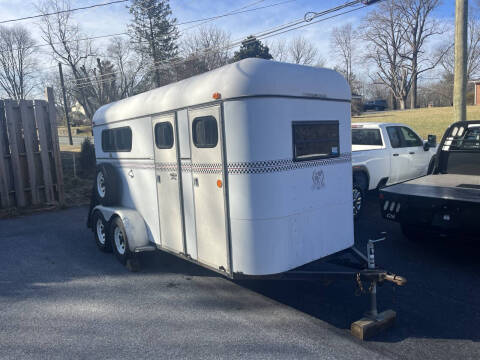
[
  {"x1": 355, "y1": 273, "x2": 364, "y2": 296},
  {"x1": 355, "y1": 273, "x2": 376, "y2": 296}
]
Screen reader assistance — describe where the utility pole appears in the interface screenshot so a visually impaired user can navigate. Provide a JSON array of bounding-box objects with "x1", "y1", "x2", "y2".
[
  {"x1": 58, "y1": 62, "x2": 76, "y2": 178},
  {"x1": 453, "y1": 0, "x2": 468, "y2": 123},
  {"x1": 58, "y1": 62, "x2": 73, "y2": 146}
]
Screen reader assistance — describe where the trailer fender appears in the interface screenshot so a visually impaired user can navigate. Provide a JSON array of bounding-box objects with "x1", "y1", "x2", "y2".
[{"x1": 92, "y1": 205, "x2": 154, "y2": 253}]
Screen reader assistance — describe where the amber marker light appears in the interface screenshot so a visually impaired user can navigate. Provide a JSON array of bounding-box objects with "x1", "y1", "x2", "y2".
[
  {"x1": 217, "y1": 180, "x2": 223, "y2": 188},
  {"x1": 212, "y1": 92, "x2": 221, "y2": 100}
]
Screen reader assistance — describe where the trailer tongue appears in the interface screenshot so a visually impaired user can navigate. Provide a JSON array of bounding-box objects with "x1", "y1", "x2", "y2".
[{"x1": 235, "y1": 233, "x2": 406, "y2": 340}]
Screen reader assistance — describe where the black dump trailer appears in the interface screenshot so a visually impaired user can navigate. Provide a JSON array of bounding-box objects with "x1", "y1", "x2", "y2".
[{"x1": 379, "y1": 120, "x2": 480, "y2": 241}]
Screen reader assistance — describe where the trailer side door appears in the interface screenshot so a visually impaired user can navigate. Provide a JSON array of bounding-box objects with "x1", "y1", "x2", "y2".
[
  {"x1": 152, "y1": 114, "x2": 184, "y2": 254},
  {"x1": 188, "y1": 105, "x2": 229, "y2": 272}
]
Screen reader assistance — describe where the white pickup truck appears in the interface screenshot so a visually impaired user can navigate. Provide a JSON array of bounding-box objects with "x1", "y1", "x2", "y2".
[{"x1": 351, "y1": 122, "x2": 437, "y2": 219}]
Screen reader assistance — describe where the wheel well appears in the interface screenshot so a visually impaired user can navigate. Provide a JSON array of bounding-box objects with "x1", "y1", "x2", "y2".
[
  {"x1": 376, "y1": 177, "x2": 388, "y2": 189},
  {"x1": 353, "y1": 170, "x2": 369, "y2": 191}
]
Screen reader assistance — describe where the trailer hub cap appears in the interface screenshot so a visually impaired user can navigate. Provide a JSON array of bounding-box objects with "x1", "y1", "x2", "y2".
[
  {"x1": 114, "y1": 226, "x2": 126, "y2": 255},
  {"x1": 96, "y1": 218, "x2": 106, "y2": 245},
  {"x1": 97, "y1": 172, "x2": 106, "y2": 198}
]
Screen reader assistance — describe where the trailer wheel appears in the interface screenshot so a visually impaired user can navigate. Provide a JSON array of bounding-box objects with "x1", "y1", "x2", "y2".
[
  {"x1": 110, "y1": 216, "x2": 132, "y2": 266},
  {"x1": 401, "y1": 223, "x2": 426, "y2": 242},
  {"x1": 353, "y1": 183, "x2": 364, "y2": 221},
  {"x1": 95, "y1": 164, "x2": 120, "y2": 206},
  {"x1": 92, "y1": 211, "x2": 112, "y2": 252}
]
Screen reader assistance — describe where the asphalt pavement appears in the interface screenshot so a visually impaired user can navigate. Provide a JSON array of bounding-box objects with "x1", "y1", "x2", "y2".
[{"x1": 1, "y1": 195, "x2": 479, "y2": 359}]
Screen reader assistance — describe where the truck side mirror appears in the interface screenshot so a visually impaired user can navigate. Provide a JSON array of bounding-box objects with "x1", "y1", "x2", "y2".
[
  {"x1": 423, "y1": 142, "x2": 430, "y2": 151},
  {"x1": 427, "y1": 134, "x2": 436, "y2": 147}
]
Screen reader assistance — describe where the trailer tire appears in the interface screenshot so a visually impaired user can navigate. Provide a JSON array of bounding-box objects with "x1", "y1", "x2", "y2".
[
  {"x1": 92, "y1": 211, "x2": 112, "y2": 252},
  {"x1": 353, "y1": 183, "x2": 364, "y2": 221},
  {"x1": 95, "y1": 164, "x2": 120, "y2": 206},
  {"x1": 401, "y1": 223, "x2": 426, "y2": 242},
  {"x1": 110, "y1": 216, "x2": 133, "y2": 266}
]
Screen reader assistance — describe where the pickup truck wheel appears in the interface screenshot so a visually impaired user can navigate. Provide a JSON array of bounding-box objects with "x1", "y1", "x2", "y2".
[
  {"x1": 401, "y1": 223, "x2": 426, "y2": 242},
  {"x1": 353, "y1": 184, "x2": 364, "y2": 220}
]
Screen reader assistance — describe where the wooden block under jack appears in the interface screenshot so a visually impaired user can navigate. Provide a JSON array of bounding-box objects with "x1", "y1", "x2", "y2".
[{"x1": 350, "y1": 310, "x2": 396, "y2": 340}]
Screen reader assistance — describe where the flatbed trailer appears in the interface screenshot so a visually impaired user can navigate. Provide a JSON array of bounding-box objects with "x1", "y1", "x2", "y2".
[{"x1": 380, "y1": 121, "x2": 480, "y2": 240}]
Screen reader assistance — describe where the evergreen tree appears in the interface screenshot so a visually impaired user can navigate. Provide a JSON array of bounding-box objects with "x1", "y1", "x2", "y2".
[
  {"x1": 128, "y1": 0, "x2": 179, "y2": 87},
  {"x1": 233, "y1": 36, "x2": 273, "y2": 61}
]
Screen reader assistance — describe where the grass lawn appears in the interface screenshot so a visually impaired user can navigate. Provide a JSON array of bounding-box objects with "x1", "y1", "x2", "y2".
[{"x1": 353, "y1": 105, "x2": 480, "y2": 139}]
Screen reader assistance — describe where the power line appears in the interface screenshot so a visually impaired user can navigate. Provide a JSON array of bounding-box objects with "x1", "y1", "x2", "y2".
[
  {"x1": 36, "y1": 0, "x2": 281, "y2": 72},
  {"x1": 19, "y1": 0, "x2": 294, "y2": 55},
  {"x1": 0, "y1": 0, "x2": 129, "y2": 25},
  {"x1": 72, "y1": 3, "x2": 366, "y2": 88},
  {"x1": 179, "y1": 0, "x2": 295, "y2": 28},
  {"x1": 71, "y1": 2, "x2": 371, "y2": 89}
]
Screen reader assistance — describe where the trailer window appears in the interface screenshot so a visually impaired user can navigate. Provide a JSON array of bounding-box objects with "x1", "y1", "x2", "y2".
[
  {"x1": 292, "y1": 121, "x2": 339, "y2": 161},
  {"x1": 352, "y1": 129, "x2": 383, "y2": 146},
  {"x1": 193, "y1": 116, "x2": 218, "y2": 148},
  {"x1": 155, "y1": 122, "x2": 174, "y2": 149},
  {"x1": 101, "y1": 127, "x2": 132, "y2": 152}
]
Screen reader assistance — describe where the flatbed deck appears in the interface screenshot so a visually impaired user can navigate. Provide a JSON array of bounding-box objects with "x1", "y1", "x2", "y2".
[{"x1": 381, "y1": 174, "x2": 480, "y2": 204}]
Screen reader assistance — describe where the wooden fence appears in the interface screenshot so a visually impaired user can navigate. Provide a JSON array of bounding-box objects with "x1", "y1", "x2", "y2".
[{"x1": 0, "y1": 88, "x2": 64, "y2": 209}]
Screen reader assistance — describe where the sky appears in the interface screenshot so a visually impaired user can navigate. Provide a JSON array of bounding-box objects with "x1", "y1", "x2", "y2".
[{"x1": 0, "y1": 0, "x2": 466, "y2": 89}]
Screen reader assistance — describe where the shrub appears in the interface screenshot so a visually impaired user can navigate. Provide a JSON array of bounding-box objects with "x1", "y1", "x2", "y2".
[{"x1": 79, "y1": 137, "x2": 96, "y2": 176}]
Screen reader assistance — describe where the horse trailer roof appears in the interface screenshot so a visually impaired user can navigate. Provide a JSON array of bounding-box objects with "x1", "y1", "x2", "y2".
[{"x1": 93, "y1": 58, "x2": 351, "y2": 125}]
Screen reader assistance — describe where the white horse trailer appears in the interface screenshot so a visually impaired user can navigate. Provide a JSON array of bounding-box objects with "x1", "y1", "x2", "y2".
[{"x1": 88, "y1": 59, "x2": 405, "y2": 337}]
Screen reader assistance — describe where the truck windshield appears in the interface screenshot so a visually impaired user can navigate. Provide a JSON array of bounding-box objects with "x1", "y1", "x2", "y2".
[{"x1": 352, "y1": 128, "x2": 383, "y2": 146}]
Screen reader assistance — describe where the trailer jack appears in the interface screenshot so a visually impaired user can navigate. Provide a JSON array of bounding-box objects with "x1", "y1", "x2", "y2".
[{"x1": 351, "y1": 235, "x2": 406, "y2": 340}]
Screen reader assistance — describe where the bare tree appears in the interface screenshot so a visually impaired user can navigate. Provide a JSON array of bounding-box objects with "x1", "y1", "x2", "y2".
[
  {"x1": 107, "y1": 37, "x2": 148, "y2": 97},
  {"x1": 0, "y1": 25, "x2": 38, "y2": 100},
  {"x1": 181, "y1": 25, "x2": 231, "y2": 72},
  {"x1": 268, "y1": 39, "x2": 289, "y2": 62},
  {"x1": 362, "y1": 1, "x2": 411, "y2": 110},
  {"x1": 330, "y1": 24, "x2": 357, "y2": 90},
  {"x1": 396, "y1": 0, "x2": 442, "y2": 109},
  {"x1": 288, "y1": 36, "x2": 318, "y2": 65},
  {"x1": 37, "y1": 0, "x2": 99, "y2": 119},
  {"x1": 439, "y1": 13, "x2": 480, "y2": 80}
]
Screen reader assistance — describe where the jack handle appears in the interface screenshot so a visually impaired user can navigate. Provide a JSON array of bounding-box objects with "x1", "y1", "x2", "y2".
[{"x1": 383, "y1": 272, "x2": 407, "y2": 286}]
